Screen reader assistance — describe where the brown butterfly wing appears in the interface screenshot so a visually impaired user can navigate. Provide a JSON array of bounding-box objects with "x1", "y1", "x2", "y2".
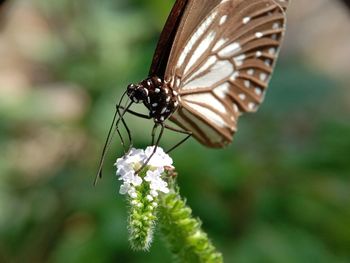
[
  {"x1": 149, "y1": 0, "x2": 227, "y2": 78},
  {"x1": 165, "y1": 0, "x2": 290, "y2": 147},
  {"x1": 149, "y1": 0, "x2": 189, "y2": 78}
]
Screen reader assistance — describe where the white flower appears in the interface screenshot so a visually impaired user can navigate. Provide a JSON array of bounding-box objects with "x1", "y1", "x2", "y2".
[
  {"x1": 119, "y1": 182, "x2": 131, "y2": 195},
  {"x1": 150, "y1": 178, "x2": 169, "y2": 194},
  {"x1": 120, "y1": 170, "x2": 142, "y2": 187},
  {"x1": 115, "y1": 146, "x2": 173, "y2": 198},
  {"x1": 144, "y1": 169, "x2": 169, "y2": 194},
  {"x1": 129, "y1": 190, "x2": 137, "y2": 199},
  {"x1": 150, "y1": 190, "x2": 158, "y2": 197},
  {"x1": 144, "y1": 146, "x2": 173, "y2": 167},
  {"x1": 144, "y1": 169, "x2": 161, "y2": 183},
  {"x1": 119, "y1": 182, "x2": 137, "y2": 198}
]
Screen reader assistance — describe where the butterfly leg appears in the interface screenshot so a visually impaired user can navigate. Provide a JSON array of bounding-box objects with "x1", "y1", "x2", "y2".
[
  {"x1": 116, "y1": 105, "x2": 152, "y2": 154},
  {"x1": 115, "y1": 116, "x2": 128, "y2": 153},
  {"x1": 151, "y1": 124, "x2": 158, "y2": 145},
  {"x1": 164, "y1": 124, "x2": 192, "y2": 153},
  {"x1": 116, "y1": 103, "x2": 133, "y2": 153},
  {"x1": 135, "y1": 123, "x2": 164, "y2": 175},
  {"x1": 116, "y1": 105, "x2": 151, "y2": 119}
]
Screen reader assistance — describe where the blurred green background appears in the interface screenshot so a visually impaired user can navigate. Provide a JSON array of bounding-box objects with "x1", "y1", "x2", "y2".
[{"x1": 0, "y1": 0, "x2": 350, "y2": 262}]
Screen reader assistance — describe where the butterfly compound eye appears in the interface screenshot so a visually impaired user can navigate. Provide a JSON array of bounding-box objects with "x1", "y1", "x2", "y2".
[{"x1": 127, "y1": 84, "x2": 148, "y2": 103}]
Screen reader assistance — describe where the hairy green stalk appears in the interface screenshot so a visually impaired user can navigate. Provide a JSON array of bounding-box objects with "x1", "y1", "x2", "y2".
[
  {"x1": 127, "y1": 169, "x2": 158, "y2": 251},
  {"x1": 118, "y1": 148, "x2": 223, "y2": 260},
  {"x1": 159, "y1": 181, "x2": 223, "y2": 263}
]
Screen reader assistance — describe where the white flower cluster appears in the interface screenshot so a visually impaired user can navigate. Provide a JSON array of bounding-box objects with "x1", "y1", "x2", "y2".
[{"x1": 115, "y1": 146, "x2": 173, "y2": 199}]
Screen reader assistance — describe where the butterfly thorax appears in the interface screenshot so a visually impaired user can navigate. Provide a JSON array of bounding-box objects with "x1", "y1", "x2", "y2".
[{"x1": 127, "y1": 76, "x2": 179, "y2": 123}]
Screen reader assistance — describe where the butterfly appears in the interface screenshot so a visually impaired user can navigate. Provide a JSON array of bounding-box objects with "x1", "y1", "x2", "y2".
[{"x1": 96, "y1": 0, "x2": 290, "y2": 183}]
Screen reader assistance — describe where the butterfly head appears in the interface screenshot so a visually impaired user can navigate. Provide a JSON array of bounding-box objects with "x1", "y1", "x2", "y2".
[
  {"x1": 127, "y1": 83, "x2": 148, "y2": 103},
  {"x1": 127, "y1": 77, "x2": 180, "y2": 123}
]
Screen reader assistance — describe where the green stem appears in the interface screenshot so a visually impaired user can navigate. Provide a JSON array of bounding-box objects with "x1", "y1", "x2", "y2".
[
  {"x1": 159, "y1": 183, "x2": 223, "y2": 263},
  {"x1": 127, "y1": 169, "x2": 158, "y2": 251}
]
